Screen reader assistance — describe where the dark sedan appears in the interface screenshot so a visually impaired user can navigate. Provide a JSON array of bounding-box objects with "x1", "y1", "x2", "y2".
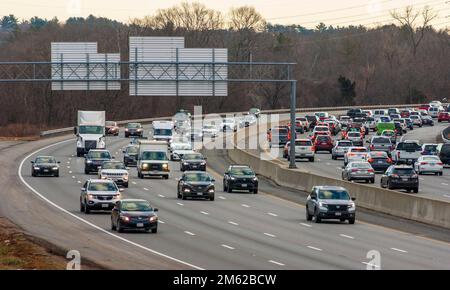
[
  {"x1": 180, "y1": 153, "x2": 207, "y2": 171},
  {"x1": 177, "y1": 171, "x2": 215, "y2": 201},
  {"x1": 125, "y1": 122, "x2": 144, "y2": 138},
  {"x1": 380, "y1": 165, "x2": 419, "y2": 193},
  {"x1": 223, "y1": 165, "x2": 258, "y2": 194},
  {"x1": 31, "y1": 156, "x2": 60, "y2": 177},
  {"x1": 84, "y1": 149, "x2": 113, "y2": 174},
  {"x1": 111, "y1": 199, "x2": 158, "y2": 233},
  {"x1": 123, "y1": 145, "x2": 139, "y2": 167},
  {"x1": 367, "y1": 151, "x2": 392, "y2": 173}
]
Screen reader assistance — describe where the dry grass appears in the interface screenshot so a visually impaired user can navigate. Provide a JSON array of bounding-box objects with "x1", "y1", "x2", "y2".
[{"x1": 0, "y1": 123, "x2": 42, "y2": 140}]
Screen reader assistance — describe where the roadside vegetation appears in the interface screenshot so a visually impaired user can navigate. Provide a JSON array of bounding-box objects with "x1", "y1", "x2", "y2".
[{"x1": 0, "y1": 2, "x2": 448, "y2": 136}]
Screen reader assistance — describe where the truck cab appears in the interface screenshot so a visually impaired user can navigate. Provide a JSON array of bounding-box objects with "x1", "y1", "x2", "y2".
[
  {"x1": 137, "y1": 140, "x2": 170, "y2": 179},
  {"x1": 75, "y1": 111, "x2": 106, "y2": 157},
  {"x1": 152, "y1": 120, "x2": 174, "y2": 142}
]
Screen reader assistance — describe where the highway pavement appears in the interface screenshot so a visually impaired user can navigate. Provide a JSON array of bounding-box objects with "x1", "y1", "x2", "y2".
[{"x1": 8, "y1": 126, "x2": 450, "y2": 269}]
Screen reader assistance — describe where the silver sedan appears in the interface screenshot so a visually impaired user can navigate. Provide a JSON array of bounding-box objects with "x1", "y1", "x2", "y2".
[{"x1": 342, "y1": 161, "x2": 375, "y2": 183}]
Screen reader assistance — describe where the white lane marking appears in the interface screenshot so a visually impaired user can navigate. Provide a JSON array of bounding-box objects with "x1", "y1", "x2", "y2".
[
  {"x1": 66, "y1": 161, "x2": 70, "y2": 164},
  {"x1": 200, "y1": 211, "x2": 209, "y2": 215},
  {"x1": 77, "y1": 181, "x2": 81, "y2": 184},
  {"x1": 68, "y1": 158, "x2": 72, "y2": 161},
  {"x1": 444, "y1": 195, "x2": 450, "y2": 198},
  {"x1": 317, "y1": 158, "x2": 321, "y2": 161},
  {"x1": 300, "y1": 223, "x2": 312, "y2": 228},
  {"x1": 143, "y1": 188, "x2": 149, "y2": 191},
  {"x1": 362, "y1": 262, "x2": 380, "y2": 268},
  {"x1": 307, "y1": 246, "x2": 322, "y2": 252},
  {"x1": 158, "y1": 220, "x2": 165, "y2": 224},
  {"x1": 339, "y1": 234, "x2": 354, "y2": 239},
  {"x1": 177, "y1": 202, "x2": 184, "y2": 206},
  {"x1": 267, "y1": 212, "x2": 278, "y2": 217},
  {"x1": 326, "y1": 162, "x2": 330, "y2": 166},
  {"x1": 391, "y1": 247, "x2": 408, "y2": 253},
  {"x1": 72, "y1": 176, "x2": 76, "y2": 179},
  {"x1": 69, "y1": 171, "x2": 72, "y2": 174},
  {"x1": 241, "y1": 204, "x2": 250, "y2": 208},
  {"x1": 221, "y1": 244, "x2": 235, "y2": 250},
  {"x1": 441, "y1": 183, "x2": 449, "y2": 186},
  {"x1": 228, "y1": 221, "x2": 239, "y2": 226},
  {"x1": 219, "y1": 196, "x2": 226, "y2": 200},
  {"x1": 264, "y1": 232, "x2": 276, "y2": 238},
  {"x1": 132, "y1": 181, "x2": 137, "y2": 185},
  {"x1": 158, "y1": 194, "x2": 165, "y2": 198},
  {"x1": 184, "y1": 231, "x2": 196, "y2": 236},
  {"x1": 67, "y1": 166, "x2": 70, "y2": 169},
  {"x1": 268, "y1": 260, "x2": 285, "y2": 266},
  {"x1": 18, "y1": 139, "x2": 203, "y2": 270},
  {"x1": 336, "y1": 166, "x2": 342, "y2": 170}
]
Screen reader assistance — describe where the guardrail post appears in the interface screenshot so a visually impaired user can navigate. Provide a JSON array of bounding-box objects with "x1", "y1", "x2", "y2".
[{"x1": 289, "y1": 80, "x2": 297, "y2": 169}]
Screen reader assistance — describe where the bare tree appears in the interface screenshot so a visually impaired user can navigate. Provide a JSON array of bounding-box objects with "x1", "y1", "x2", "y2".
[{"x1": 391, "y1": 6, "x2": 438, "y2": 57}]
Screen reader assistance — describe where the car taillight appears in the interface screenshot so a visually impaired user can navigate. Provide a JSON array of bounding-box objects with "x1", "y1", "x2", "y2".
[
  {"x1": 391, "y1": 174, "x2": 399, "y2": 178},
  {"x1": 387, "y1": 158, "x2": 392, "y2": 163},
  {"x1": 368, "y1": 169, "x2": 374, "y2": 173},
  {"x1": 368, "y1": 158, "x2": 373, "y2": 163},
  {"x1": 420, "y1": 162, "x2": 428, "y2": 165},
  {"x1": 370, "y1": 145, "x2": 375, "y2": 150},
  {"x1": 310, "y1": 146, "x2": 315, "y2": 151},
  {"x1": 351, "y1": 169, "x2": 359, "y2": 172},
  {"x1": 437, "y1": 162, "x2": 443, "y2": 165}
]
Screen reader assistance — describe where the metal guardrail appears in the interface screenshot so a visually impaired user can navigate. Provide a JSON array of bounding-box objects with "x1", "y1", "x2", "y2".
[{"x1": 40, "y1": 103, "x2": 422, "y2": 137}]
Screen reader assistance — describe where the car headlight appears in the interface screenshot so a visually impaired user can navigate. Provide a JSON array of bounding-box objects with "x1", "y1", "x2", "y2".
[
  {"x1": 87, "y1": 160, "x2": 92, "y2": 164},
  {"x1": 114, "y1": 193, "x2": 121, "y2": 199},
  {"x1": 149, "y1": 215, "x2": 158, "y2": 222},
  {"x1": 123, "y1": 174, "x2": 128, "y2": 180},
  {"x1": 52, "y1": 167, "x2": 59, "y2": 170},
  {"x1": 230, "y1": 177, "x2": 236, "y2": 180},
  {"x1": 253, "y1": 177, "x2": 258, "y2": 181},
  {"x1": 183, "y1": 188, "x2": 191, "y2": 192},
  {"x1": 87, "y1": 194, "x2": 94, "y2": 200},
  {"x1": 120, "y1": 215, "x2": 130, "y2": 222},
  {"x1": 101, "y1": 175, "x2": 107, "y2": 179},
  {"x1": 162, "y1": 163, "x2": 169, "y2": 169},
  {"x1": 142, "y1": 163, "x2": 149, "y2": 169},
  {"x1": 319, "y1": 201, "x2": 328, "y2": 208},
  {"x1": 33, "y1": 166, "x2": 40, "y2": 170},
  {"x1": 200, "y1": 162, "x2": 206, "y2": 165},
  {"x1": 348, "y1": 202, "x2": 355, "y2": 209},
  {"x1": 183, "y1": 162, "x2": 189, "y2": 165},
  {"x1": 208, "y1": 188, "x2": 215, "y2": 193}
]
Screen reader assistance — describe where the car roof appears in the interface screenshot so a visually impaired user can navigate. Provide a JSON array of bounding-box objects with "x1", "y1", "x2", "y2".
[
  {"x1": 121, "y1": 199, "x2": 149, "y2": 202},
  {"x1": 88, "y1": 179, "x2": 115, "y2": 183},
  {"x1": 313, "y1": 186, "x2": 347, "y2": 191},
  {"x1": 88, "y1": 149, "x2": 109, "y2": 152},
  {"x1": 392, "y1": 165, "x2": 414, "y2": 169},
  {"x1": 183, "y1": 171, "x2": 209, "y2": 174},
  {"x1": 36, "y1": 155, "x2": 55, "y2": 158}
]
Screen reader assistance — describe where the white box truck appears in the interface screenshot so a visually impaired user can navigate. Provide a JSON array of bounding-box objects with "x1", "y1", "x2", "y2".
[
  {"x1": 74, "y1": 111, "x2": 106, "y2": 157},
  {"x1": 137, "y1": 140, "x2": 170, "y2": 179},
  {"x1": 152, "y1": 120, "x2": 174, "y2": 142}
]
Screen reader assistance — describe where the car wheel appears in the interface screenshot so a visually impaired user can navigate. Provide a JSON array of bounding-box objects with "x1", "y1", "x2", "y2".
[
  {"x1": 210, "y1": 195, "x2": 215, "y2": 201},
  {"x1": 287, "y1": 156, "x2": 290, "y2": 161},
  {"x1": 163, "y1": 175, "x2": 169, "y2": 180},
  {"x1": 80, "y1": 200, "x2": 85, "y2": 212},
  {"x1": 371, "y1": 179, "x2": 375, "y2": 184},
  {"x1": 223, "y1": 183, "x2": 227, "y2": 192},
  {"x1": 314, "y1": 208, "x2": 321, "y2": 223},
  {"x1": 349, "y1": 218, "x2": 355, "y2": 224},
  {"x1": 84, "y1": 202, "x2": 90, "y2": 214},
  {"x1": 117, "y1": 220, "x2": 123, "y2": 233},
  {"x1": 124, "y1": 183, "x2": 129, "y2": 188},
  {"x1": 439, "y1": 172, "x2": 443, "y2": 176},
  {"x1": 305, "y1": 207, "x2": 313, "y2": 221},
  {"x1": 182, "y1": 193, "x2": 187, "y2": 200},
  {"x1": 84, "y1": 168, "x2": 89, "y2": 174},
  {"x1": 227, "y1": 186, "x2": 232, "y2": 193},
  {"x1": 138, "y1": 172, "x2": 143, "y2": 179},
  {"x1": 332, "y1": 155, "x2": 336, "y2": 160},
  {"x1": 151, "y1": 228, "x2": 158, "y2": 234},
  {"x1": 310, "y1": 157, "x2": 315, "y2": 162},
  {"x1": 340, "y1": 218, "x2": 346, "y2": 222},
  {"x1": 32, "y1": 172, "x2": 36, "y2": 177},
  {"x1": 387, "y1": 181, "x2": 393, "y2": 190},
  {"x1": 413, "y1": 188, "x2": 419, "y2": 193},
  {"x1": 253, "y1": 188, "x2": 258, "y2": 194},
  {"x1": 54, "y1": 172, "x2": 59, "y2": 177},
  {"x1": 111, "y1": 218, "x2": 116, "y2": 231}
]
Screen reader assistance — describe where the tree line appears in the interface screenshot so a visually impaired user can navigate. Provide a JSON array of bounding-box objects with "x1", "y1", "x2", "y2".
[{"x1": 0, "y1": 2, "x2": 449, "y2": 136}]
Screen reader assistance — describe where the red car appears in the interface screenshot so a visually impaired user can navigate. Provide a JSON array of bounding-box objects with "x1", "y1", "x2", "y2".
[
  {"x1": 438, "y1": 112, "x2": 450, "y2": 122},
  {"x1": 400, "y1": 109, "x2": 411, "y2": 118},
  {"x1": 418, "y1": 104, "x2": 430, "y2": 111},
  {"x1": 313, "y1": 135, "x2": 334, "y2": 153}
]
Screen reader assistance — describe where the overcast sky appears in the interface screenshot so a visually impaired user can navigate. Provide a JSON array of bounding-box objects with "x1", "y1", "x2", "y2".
[{"x1": 1, "y1": 0, "x2": 448, "y2": 29}]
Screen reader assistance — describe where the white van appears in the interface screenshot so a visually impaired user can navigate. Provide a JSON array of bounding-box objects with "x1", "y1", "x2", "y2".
[
  {"x1": 428, "y1": 106, "x2": 444, "y2": 118},
  {"x1": 152, "y1": 120, "x2": 174, "y2": 142}
]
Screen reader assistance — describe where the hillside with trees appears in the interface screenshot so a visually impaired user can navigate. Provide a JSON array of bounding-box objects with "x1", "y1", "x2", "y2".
[{"x1": 0, "y1": 2, "x2": 449, "y2": 135}]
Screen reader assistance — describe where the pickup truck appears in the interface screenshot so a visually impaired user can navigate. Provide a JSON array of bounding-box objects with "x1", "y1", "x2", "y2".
[{"x1": 392, "y1": 141, "x2": 422, "y2": 164}]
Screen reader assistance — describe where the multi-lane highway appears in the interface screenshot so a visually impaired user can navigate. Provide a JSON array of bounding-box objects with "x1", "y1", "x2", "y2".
[
  {"x1": 6, "y1": 121, "x2": 450, "y2": 269},
  {"x1": 247, "y1": 114, "x2": 450, "y2": 201}
]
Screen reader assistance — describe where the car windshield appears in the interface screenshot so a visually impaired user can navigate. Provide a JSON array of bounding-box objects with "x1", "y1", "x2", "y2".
[
  {"x1": 35, "y1": 157, "x2": 56, "y2": 164},
  {"x1": 338, "y1": 142, "x2": 352, "y2": 147},
  {"x1": 318, "y1": 189, "x2": 350, "y2": 200},
  {"x1": 348, "y1": 132, "x2": 360, "y2": 137},
  {"x1": 373, "y1": 137, "x2": 390, "y2": 144},
  {"x1": 184, "y1": 173, "x2": 212, "y2": 182},
  {"x1": 88, "y1": 151, "x2": 111, "y2": 159},
  {"x1": 351, "y1": 162, "x2": 371, "y2": 168},
  {"x1": 396, "y1": 142, "x2": 421, "y2": 151},
  {"x1": 351, "y1": 148, "x2": 368, "y2": 152},
  {"x1": 126, "y1": 146, "x2": 139, "y2": 154},
  {"x1": 223, "y1": 118, "x2": 234, "y2": 123},
  {"x1": 315, "y1": 127, "x2": 328, "y2": 132},
  {"x1": 88, "y1": 182, "x2": 117, "y2": 192},
  {"x1": 296, "y1": 140, "x2": 312, "y2": 146},
  {"x1": 102, "y1": 162, "x2": 126, "y2": 169},
  {"x1": 173, "y1": 143, "x2": 192, "y2": 150},
  {"x1": 184, "y1": 154, "x2": 203, "y2": 160},
  {"x1": 382, "y1": 131, "x2": 394, "y2": 136},
  {"x1": 379, "y1": 117, "x2": 391, "y2": 122},
  {"x1": 393, "y1": 168, "x2": 414, "y2": 175},
  {"x1": 230, "y1": 167, "x2": 254, "y2": 176},
  {"x1": 127, "y1": 123, "x2": 141, "y2": 128},
  {"x1": 79, "y1": 125, "x2": 103, "y2": 134},
  {"x1": 424, "y1": 145, "x2": 437, "y2": 151},
  {"x1": 106, "y1": 121, "x2": 116, "y2": 126},
  {"x1": 154, "y1": 129, "x2": 172, "y2": 136},
  {"x1": 317, "y1": 136, "x2": 330, "y2": 142},
  {"x1": 121, "y1": 201, "x2": 153, "y2": 212},
  {"x1": 422, "y1": 156, "x2": 439, "y2": 161},
  {"x1": 315, "y1": 112, "x2": 326, "y2": 117},
  {"x1": 141, "y1": 151, "x2": 167, "y2": 160}
]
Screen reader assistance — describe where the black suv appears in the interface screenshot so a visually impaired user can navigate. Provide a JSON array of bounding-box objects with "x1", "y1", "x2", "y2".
[
  {"x1": 347, "y1": 108, "x2": 362, "y2": 119},
  {"x1": 125, "y1": 122, "x2": 144, "y2": 138},
  {"x1": 84, "y1": 149, "x2": 113, "y2": 174},
  {"x1": 123, "y1": 145, "x2": 139, "y2": 167},
  {"x1": 305, "y1": 115, "x2": 319, "y2": 129},
  {"x1": 31, "y1": 156, "x2": 60, "y2": 177},
  {"x1": 380, "y1": 165, "x2": 419, "y2": 193},
  {"x1": 223, "y1": 165, "x2": 258, "y2": 194},
  {"x1": 306, "y1": 186, "x2": 356, "y2": 224},
  {"x1": 180, "y1": 153, "x2": 207, "y2": 171},
  {"x1": 438, "y1": 143, "x2": 450, "y2": 165},
  {"x1": 177, "y1": 171, "x2": 215, "y2": 201}
]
